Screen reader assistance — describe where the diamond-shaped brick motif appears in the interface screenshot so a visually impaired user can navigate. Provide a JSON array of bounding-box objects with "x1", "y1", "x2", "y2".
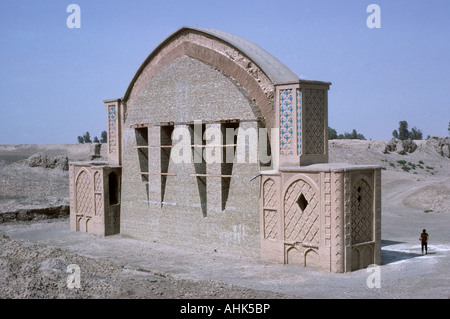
[
  {"x1": 94, "y1": 171, "x2": 102, "y2": 192},
  {"x1": 304, "y1": 89, "x2": 325, "y2": 155},
  {"x1": 263, "y1": 178, "x2": 277, "y2": 209},
  {"x1": 264, "y1": 209, "x2": 278, "y2": 240},
  {"x1": 93, "y1": 171, "x2": 103, "y2": 216},
  {"x1": 351, "y1": 179, "x2": 373, "y2": 244},
  {"x1": 284, "y1": 179, "x2": 319, "y2": 244},
  {"x1": 95, "y1": 193, "x2": 103, "y2": 217},
  {"x1": 108, "y1": 105, "x2": 118, "y2": 154},
  {"x1": 76, "y1": 171, "x2": 93, "y2": 216},
  {"x1": 263, "y1": 178, "x2": 278, "y2": 240}
]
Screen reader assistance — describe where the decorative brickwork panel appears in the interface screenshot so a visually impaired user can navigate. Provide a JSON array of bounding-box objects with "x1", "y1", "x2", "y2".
[
  {"x1": 263, "y1": 209, "x2": 278, "y2": 240},
  {"x1": 263, "y1": 178, "x2": 277, "y2": 209},
  {"x1": 69, "y1": 166, "x2": 75, "y2": 215},
  {"x1": 296, "y1": 89, "x2": 302, "y2": 156},
  {"x1": 284, "y1": 179, "x2": 319, "y2": 245},
  {"x1": 94, "y1": 193, "x2": 103, "y2": 217},
  {"x1": 94, "y1": 171, "x2": 102, "y2": 192},
  {"x1": 76, "y1": 171, "x2": 93, "y2": 216},
  {"x1": 93, "y1": 171, "x2": 103, "y2": 216},
  {"x1": 279, "y1": 89, "x2": 294, "y2": 155},
  {"x1": 332, "y1": 172, "x2": 344, "y2": 272},
  {"x1": 375, "y1": 169, "x2": 382, "y2": 246},
  {"x1": 351, "y1": 179, "x2": 373, "y2": 244},
  {"x1": 304, "y1": 89, "x2": 325, "y2": 155},
  {"x1": 108, "y1": 105, "x2": 118, "y2": 155},
  {"x1": 323, "y1": 172, "x2": 331, "y2": 247},
  {"x1": 344, "y1": 173, "x2": 351, "y2": 247}
]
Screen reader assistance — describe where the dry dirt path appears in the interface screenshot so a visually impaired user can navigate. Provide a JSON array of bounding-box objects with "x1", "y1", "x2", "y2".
[{"x1": 1, "y1": 212, "x2": 450, "y2": 299}]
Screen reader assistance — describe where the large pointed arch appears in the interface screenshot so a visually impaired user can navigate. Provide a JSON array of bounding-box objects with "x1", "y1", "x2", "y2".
[
  {"x1": 75, "y1": 168, "x2": 93, "y2": 216},
  {"x1": 122, "y1": 27, "x2": 300, "y2": 130}
]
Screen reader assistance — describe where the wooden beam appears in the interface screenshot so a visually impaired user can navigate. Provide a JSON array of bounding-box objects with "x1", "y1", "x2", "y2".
[
  {"x1": 130, "y1": 118, "x2": 262, "y2": 129},
  {"x1": 130, "y1": 123, "x2": 150, "y2": 129},
  {"x1": 191, "y1": 144, "x2": 237, "y2": 148},
  {"x1": 134, "y1": 145, "x2": 173, "y2": 148},
  {"x1": 190, "y1": 174, "x2": 234, "y2": 178}
]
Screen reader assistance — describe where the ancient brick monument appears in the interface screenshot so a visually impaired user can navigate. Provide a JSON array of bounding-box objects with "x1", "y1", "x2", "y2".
[{"x1": 68, "y1": 27, "x2": 381, "y2": 272}]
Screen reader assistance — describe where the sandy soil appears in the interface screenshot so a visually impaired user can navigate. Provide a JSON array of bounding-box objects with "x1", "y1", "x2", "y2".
[{"x1": 0, "y1": 141, "x2": 449, "y2": 299}]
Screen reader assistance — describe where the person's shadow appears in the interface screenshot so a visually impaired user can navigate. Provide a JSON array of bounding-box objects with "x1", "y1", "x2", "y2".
[{"x1": 381, "y1": 239, "x2": 425, "y2": 265}]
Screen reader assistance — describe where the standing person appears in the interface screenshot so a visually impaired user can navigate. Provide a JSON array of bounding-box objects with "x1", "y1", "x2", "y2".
[{"x1": 420, "y1": 229, "x2": 429, "y2": 255}]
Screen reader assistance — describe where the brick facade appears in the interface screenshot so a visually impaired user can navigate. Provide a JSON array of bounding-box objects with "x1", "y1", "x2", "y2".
[{"x1": 68, "y1": 27, "x2": 381, "y2": 272}]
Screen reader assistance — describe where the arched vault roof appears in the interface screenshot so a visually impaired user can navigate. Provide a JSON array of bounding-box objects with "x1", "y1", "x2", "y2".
[
  {"x1": 189, "y1": 27, "x2": 300, "y2": 85},
  {"x1": 123, "y1": 27, "x2": 301, "y2": 102}
]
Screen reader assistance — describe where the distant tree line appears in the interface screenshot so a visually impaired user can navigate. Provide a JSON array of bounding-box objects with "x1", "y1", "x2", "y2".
[
  {"x1": 77, "y1": 131, "x2": 107, "y2": 144},
  {"x1": 328, "y1": 127, "x2": 366, "y2": 140},
  {"x1": 328, "y1": 120, "x2": 430, "y2": 141},
  {"x1": 392, "y1": 121, "x2": 423, "y2": 140}
]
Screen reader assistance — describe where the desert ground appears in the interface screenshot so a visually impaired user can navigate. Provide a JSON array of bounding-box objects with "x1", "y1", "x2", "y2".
[{"x1": 0, "y1": 139, "x2": 449, "y2": 299}]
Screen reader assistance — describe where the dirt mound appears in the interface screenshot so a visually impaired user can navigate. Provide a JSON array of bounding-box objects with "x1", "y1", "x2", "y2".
[
  {"x1": 329, "y1": 139, "x2": 450, "y2": 174},
  {"x1": 0, "y1": 232, "x2": 291, "y2": 299},
  {"x1": 25, "y1": 152, "x2": 69, "y2": 171},
  {"x1": 0, "y1": 144, "x2": 107, "y2": 164},
  {"x1": 0, "y1": 206, "x2": 69, "y2": 223},
  {"x1": 0, "y1": 162, "x2": 69, "y2": 213},
  {"x1": 402, "y1": 181, "x2": 450, "y2": 213},
  {"x1": 0, "y1": 232, "x2": 123, "y2": 298},
  {"x1": 383, "y1": 138, "x2": 417, "y2": 155},
  {"x1": 425, "y1": 136, "x2": 450, "y2": 158}
]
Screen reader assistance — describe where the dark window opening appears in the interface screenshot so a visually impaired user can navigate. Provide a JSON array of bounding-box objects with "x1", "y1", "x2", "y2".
[
  {"x1": 297, "y1": 193, "x2": 308, "y2": 212},
  {"x1": 109, "y1": 172, "x2": 119, "y2": 205},
  {"x1": 221, "y1": 121, "x2": 239, "y2": 211},
  {"x1": 160, "y1": 125, "x2": 174, "y2": 206},
  {"x1": 189, "y1": 123, "x2": 207, "y2": 217},
  {"x1": 135, "y1": 127, "x2": 149, "y2": 182}
]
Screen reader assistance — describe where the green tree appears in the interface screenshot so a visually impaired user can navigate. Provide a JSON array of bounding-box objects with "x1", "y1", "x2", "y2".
[
  {"x1": 328, "y1": 127, "x2": 366, "y2": 140},
  {"x1": 350, "y1": 129, "x2": 366, "y2": 140},
  {"x1": 398, "y1": 121, "x2": 410, "y2": 140},
  {"x1": 409, "y1": 126, "x2": 423, "y2": 140},
  {"x1": 328, "y1": 127, "x2": 337, "y2": 140},
  {"x1": 335, "y1": 129, "x2": 366, "y2": 140},
  {"x1": 100, "y1": 130, "x2": 107, "y2": 143},
  {"x1": 394, "y1": 121, "x2": 424, "y2": 140},
  {"x1": 77, "y1": 136, "x2": 84, "y2": 144},
  {"x1": 93, "y1": 136, "x2": 100, "y2": 143},
  {"x1": 83, "y1": 131, "x2": 92, "y2": 143}
]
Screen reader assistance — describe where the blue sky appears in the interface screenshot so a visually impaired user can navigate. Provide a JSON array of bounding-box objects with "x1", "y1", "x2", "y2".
[{"x1": 0, "y1": 0, "x2": 449, "y2": 144}]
